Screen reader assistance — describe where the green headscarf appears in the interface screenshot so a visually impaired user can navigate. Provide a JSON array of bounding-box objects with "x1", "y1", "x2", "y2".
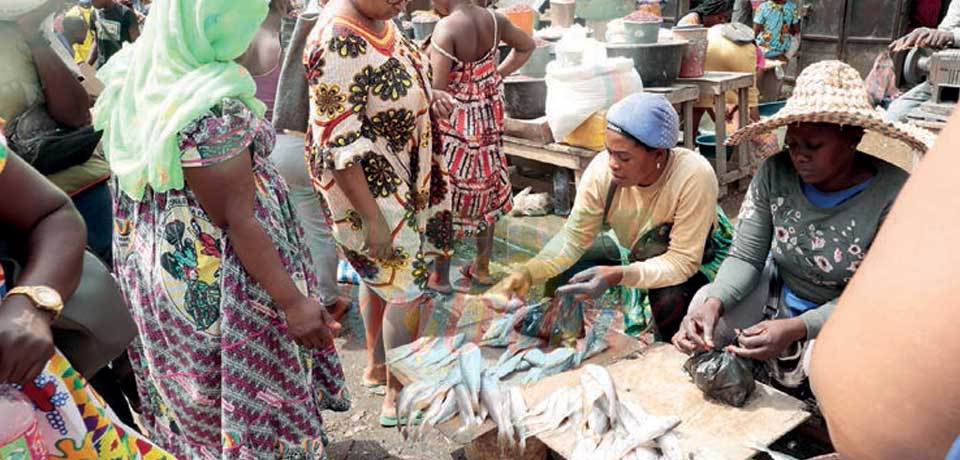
[{"x1": 93, "y1": 0, "x2": 269, "y2": 200}]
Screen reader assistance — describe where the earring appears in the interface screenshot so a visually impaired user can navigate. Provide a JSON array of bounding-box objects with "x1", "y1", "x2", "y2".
[{"x1": 657, "y1": 161, "x2": 662, "y2": 170}]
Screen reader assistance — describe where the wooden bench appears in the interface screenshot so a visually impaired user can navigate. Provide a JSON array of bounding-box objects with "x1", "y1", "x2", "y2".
[{"x1": 678, "y1": 71, "x2": 756, "y2": 198}]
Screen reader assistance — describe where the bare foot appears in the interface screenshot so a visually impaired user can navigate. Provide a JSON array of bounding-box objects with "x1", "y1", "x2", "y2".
[
  {"x1": 363, "y1": 364, "x2": 387, "y2": 387},
  {"x1": 462, "y1": 263, "x2": 495, "y2": 286},
  {"x1": 427, "y1": 270, "x2": 453, "y2": 295}
]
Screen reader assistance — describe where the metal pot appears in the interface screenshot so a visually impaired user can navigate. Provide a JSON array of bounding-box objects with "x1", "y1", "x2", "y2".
[
  {"x1": 503, "y1": 77, "x2": 547, "y2": 120},
  {"x1": 605, "y1": 39, "x2": 687, "y2": 87}
]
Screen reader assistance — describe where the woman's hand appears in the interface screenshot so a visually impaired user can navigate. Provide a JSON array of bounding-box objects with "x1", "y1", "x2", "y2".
[
  {"x1": 431, "y1": 89, "x2": 457, "y2": 120},
  {"x1": 673, "y1": 297, "x2": 724, "y2": 353},
  {"x1": 363, "y1": 214, "x2": 394, "y2": 261},
  {"x1": 0, "y1": 296, "x2": 55, "y2": 385},
  {"x1": 555, "y1": 266, "x2": 623, "y2": 299},
  {"x1": 491, "y1": 269, "x2": 533, "y2": 299},
  {"x1": 283, "y1": 296, "x2": 341, "y2": 349},
  {"x1": 726, "y1": 318, "x2": 806, "y2": 361}
]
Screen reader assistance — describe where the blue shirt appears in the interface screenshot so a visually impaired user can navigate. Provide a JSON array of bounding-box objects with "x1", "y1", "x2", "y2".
[
  {"x1": 754, "y1": 1, "x2": 800, "y2": 57},
  {"x1": 782, "y1": 177, "x2": 875, "y2": 316}
]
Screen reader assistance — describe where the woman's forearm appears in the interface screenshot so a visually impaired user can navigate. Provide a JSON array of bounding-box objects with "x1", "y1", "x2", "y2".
[
  {"x1": 29, "y1": 43, "x2": 91, "y2": 128},
  {"x1": 226, "y1": 215, "x2": 305, "y2": 310},
  {"x1": 18, "y1": 204, "x2": 86, "y2": 300},
  {"x1": 498, "y1": 49, "x2": 533, "y2": 77}
]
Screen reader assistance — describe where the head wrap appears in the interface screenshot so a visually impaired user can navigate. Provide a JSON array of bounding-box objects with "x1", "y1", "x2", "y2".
[
  {"x1": 606, "y1": 92, "x2": 679, "y2": 150},
  {"x1": 690, "y1": 0, "x2": 734, "y2": 18},
  {"x1": 92, "y1": 0, "x2": 269, "y2": 200}
]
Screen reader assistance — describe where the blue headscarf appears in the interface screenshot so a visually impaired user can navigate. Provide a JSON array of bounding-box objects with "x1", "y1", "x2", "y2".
[{"x1": 606, "y1": 93, "x2": 679, "y2": 149}]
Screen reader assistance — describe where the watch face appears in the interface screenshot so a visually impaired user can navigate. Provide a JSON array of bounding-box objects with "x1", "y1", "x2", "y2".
[{"x1": 34, "y1": 287, "x2": 62, "y2": 307}]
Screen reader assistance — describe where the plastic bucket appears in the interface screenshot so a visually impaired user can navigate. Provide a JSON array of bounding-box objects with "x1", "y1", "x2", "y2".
[
  {"x1": 624, "y1": 21, "x2": 660, "y2": 44},
  {"x1": 504, "y1": 8, "x2": 535, "y2": 35},
  {"x1": 673, "y1": 26, "x2": 708, "y2": 77},
  {"x1": 412, "y1": 19, "x2": 438, "y2": 40},
  {"x1": 550, "y1": 0, "x2": 575, "y2": 28}
]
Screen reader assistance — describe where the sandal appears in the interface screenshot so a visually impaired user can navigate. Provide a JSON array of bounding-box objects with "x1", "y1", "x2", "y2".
[
  {"x1": 460, "y1": 263, "x2": 495, "y2": 286},
  {"x1": 362, "y1": 365, "x2": 387, "y2": 388},
  {"x1": 378, "y1": 411, "x2": 423, "y2": 428}
]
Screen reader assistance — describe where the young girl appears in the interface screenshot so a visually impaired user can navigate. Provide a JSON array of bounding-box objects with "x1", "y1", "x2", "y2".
[
  {"x1": 753, "y1": 0, "x2": 800, "y2": 59},
  {"x1": 428, "y1": 0, "x2": 534, "y2": 289}
]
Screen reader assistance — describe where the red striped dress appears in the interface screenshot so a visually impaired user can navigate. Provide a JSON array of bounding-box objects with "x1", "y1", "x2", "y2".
[{"x1": 432, "y1": 9, "x2": 513, "y2": 236}]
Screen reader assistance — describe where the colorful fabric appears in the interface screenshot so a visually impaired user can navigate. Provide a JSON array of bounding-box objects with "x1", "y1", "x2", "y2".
[
  {"x1": 304, "y1": 15, "x2": 453, "y2": 303},
  {"x1": 112, "y1": 98, "x2": 349, "y2": 459},
  {"x1": 66, "y1": 4, "x2": 96, "y2": 63},
  {"x1": 93, "y1": 0, "x2": 268, "y2": 201},
  {"x1": 434, "y1": 21, "x2": 513, "y2": 236},
  {"x1": 753, "y1": 0, "x2": 799, "y2": 57}
]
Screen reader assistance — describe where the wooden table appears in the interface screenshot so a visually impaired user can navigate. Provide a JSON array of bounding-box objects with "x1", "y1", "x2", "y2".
[
  {"x1": 678, "y1": 71, "x2": 756, "y2": 197},
  {"x1": 645, "y1": 84, "x2": 702, "y2": 150},
  {"x1": 502, "y1": 136, "x2": 600, "y2": 215}
]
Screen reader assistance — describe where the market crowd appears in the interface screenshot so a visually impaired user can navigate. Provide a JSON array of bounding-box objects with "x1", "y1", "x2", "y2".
[{"x1": 0, "y1": 0, "x2": 957, "y2": 458}]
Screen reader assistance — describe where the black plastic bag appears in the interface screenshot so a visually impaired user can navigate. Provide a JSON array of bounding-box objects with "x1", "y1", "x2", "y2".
[{"x1": 683, "y1": 349, "x2": 756, "y2": 407}]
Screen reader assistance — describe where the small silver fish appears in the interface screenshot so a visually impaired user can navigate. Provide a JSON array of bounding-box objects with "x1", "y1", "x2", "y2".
[
  {"x1": 747, "y1": 443, "x2": 800, "y2": 460},
  {"x1": 453, "y1": 383, "x2": 476, "y2": 428},
  {"x1": 508, "y1": 386, "x2": 528, "y2": 451},
  {"x1": 631, "y1": 446, "x2": 661, "y2": 460},
  {"x1": 586, "y1": 401, "x2": 609, "y2": 439},
  {"x1": 480, "y1": 372, "x2": 513, "y2": 449},
  {"x1": 570, "y1": 436, "x2": 598, "y2": 459},
  {"x1": 459, "y1": 344, "x2": 483, "y2": 410},
  {"x1": 494, "y1": 350, "x2": 528, "y2": 380},
  {"x1": 523, "y1": 387, "x2": 581, "y2": 439},
  {"x1": 583, "y1": 364, "x2": 620, "y2": 427},
  {"x1": 396, "y1": 380, "x2": 434, "y2": 433},
  {"x1": 657, "y1": 431, "x2": 684, "y2": 460},
  {"x1": 523, "y1": 348, "x2": 547, "y2": 367},
  {"x1": 410, "y1": 389, "x2": 447, "y2": 441}
]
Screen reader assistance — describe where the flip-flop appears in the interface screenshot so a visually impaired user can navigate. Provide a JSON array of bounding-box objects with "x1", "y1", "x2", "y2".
[
  {"x1": 362, "y1": 377, "x2": 387, "y2": 389},
  {"x1": 379, "y1": 412, "x2": 423, "y2": 428},
  {"x1": 460, "y1": 263, "x2": 495, "y2": 286}
]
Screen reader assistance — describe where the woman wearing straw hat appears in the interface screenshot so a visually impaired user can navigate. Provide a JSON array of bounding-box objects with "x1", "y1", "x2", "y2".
[{"x1": 673, "y1": 60, "x2": 933, "y2": 388}]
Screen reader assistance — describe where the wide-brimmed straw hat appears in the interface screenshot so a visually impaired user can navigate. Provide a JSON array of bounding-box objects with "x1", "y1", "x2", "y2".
[
  {"x1": 727, "y1": 60, "x2": 935, "y2": 153},
  {"x1": 0, "y1": 0, "x2": 48, "y2": 20}
]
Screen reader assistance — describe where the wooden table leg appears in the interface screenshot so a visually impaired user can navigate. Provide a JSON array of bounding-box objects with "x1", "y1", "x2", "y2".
[
  {"x1": 683, "y1": 101, "x2": 695, "y2": 150},
  {"x1": 714, "y1": 91, "x2": 728, "y2": 198},
  {"x1": 738, "y1": 87, "x2": 751, "y2": 170}
]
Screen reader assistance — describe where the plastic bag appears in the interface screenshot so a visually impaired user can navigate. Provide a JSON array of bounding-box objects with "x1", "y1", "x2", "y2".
[
  {"x1": 683, "y1": 349, "x2": 756, "y2": 407},
  {"x1": 546, "y1": 26, "x2": 643, "y2": 139},
  {"x1": 515, "y1": 296, "x2": 585, "y2": 347},
  {"x1": 865, "y1": 51, "x2": 901, "y2": 108}
]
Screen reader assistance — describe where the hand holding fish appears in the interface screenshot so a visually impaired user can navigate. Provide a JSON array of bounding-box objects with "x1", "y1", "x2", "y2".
[
  {"x1": 725, "y1": 318, "x2": 806, "y2": 361},
  {"x1": 673, "y1": 297, "x2": 723, "y2": 353},
  {"x1": 555, "y1": 266, "x2": 623, "y2": 299}
]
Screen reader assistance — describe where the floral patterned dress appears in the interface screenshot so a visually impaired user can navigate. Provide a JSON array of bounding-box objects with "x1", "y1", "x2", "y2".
[
  {"x1": 0, "y1": 137, "x2": 172, "y2": 460},
  {"x1": 111, "y1": 98, "x2": 350, "y2": 459},
  {"x1": 304, "y1": 15, "x2": 452, "y2": 303}
]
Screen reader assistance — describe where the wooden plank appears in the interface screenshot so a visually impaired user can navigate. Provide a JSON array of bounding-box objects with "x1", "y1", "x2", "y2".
[
  {"x1": 504, "y1": 116, "x2": 555, "y2": 144},
  {"x1": 646, "y1": 84, "x2": 701, "y2": 104},
  {"x1": 529, "y1": 344, "x2": 810, "y2": 460},
  {"x1": 503, "y1": 140, "x2": 584, "y2": 170},
  {"x1": 679, "y1": 71, "x2": 755, "y2": 95}
]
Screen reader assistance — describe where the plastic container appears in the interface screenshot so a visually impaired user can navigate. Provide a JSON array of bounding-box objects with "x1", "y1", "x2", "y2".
[
  {"x1": 562, "y1": 111, "x2": 607, "y2": 151},
  {"x1": 758, "y1": 100, "x2": 787, "y2": 118},
  {"x1": 696, "y1": 134, "x2": 734, "y2": 159},
  {"x1": 503, "y1": 7, "x2": 535, "y2": 35},
  {"x1": 672, "y1": 26, "x2": 708, "y2": 77},
  {"x1": 605, "y1": 40, "x2": 686, "y2": 86},
  {"x1": 516, "y1": 43, "x2": 553, "y2": 78},
  {"x1": 412, "y1": 18, "x2": 438, "y2": 40},
  {"x1": 0, "y1": 386, "x2": 48, "y2": 459},
  {"x1": 549, "y1": 0, "x2": 575, "y2": 28},
  {"x1": 623, "y1": 20, "x2": 660, "y2": 44}
]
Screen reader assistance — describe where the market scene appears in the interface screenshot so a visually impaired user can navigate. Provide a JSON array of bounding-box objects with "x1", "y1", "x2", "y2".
[{"x1": 0, "y1": 0, "x2": 958, "y2": 458}]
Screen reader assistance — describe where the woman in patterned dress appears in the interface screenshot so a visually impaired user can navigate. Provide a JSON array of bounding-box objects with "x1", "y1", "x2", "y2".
[
  {"x1": 303, "y1": 0, "x2": 455, "y2": 425},
  {"x1": 0, "y1": 134, "x2": 172, "y2": 459},
  {"x1": 426, "y1": 0, "x2": 534, "y2": 289},
  {"x1": 92, "y1": 0, "x2": 349, "y2": 457}
]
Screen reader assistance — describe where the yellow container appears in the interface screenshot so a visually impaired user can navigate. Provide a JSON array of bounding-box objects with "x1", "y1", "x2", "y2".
[{"x1": 562, "y1": 111, "x2": 607, "y2": 151}]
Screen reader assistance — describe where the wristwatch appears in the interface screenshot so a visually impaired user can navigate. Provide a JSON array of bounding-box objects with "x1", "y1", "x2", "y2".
[{"x1": 4, "y1": 286, "x2": 63, "y2": 320}]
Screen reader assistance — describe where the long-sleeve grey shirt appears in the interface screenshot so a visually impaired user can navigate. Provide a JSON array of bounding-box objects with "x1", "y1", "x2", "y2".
[
  {"x1": 939, "y1": 0, "x2": 960, "y2": 44},
  {"x1": 706, "y1": 153, "x2": 908, "y2": 338}
]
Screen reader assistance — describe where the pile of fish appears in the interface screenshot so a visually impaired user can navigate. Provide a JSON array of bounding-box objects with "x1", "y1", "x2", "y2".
[{"x1": 534, "y1": 365, "x2": 685, "y2": 460}]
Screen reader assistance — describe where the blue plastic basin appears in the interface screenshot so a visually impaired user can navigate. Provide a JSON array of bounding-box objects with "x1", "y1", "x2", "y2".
[{"x1": 696, "y1": 134, "x2": 734, "y2": 159}]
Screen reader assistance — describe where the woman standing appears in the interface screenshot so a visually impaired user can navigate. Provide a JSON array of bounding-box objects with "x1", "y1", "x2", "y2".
[
  {"x1": 673, "y1": 61, "x2": 933, "y2": 389},
  {"x1": 93, "y1": 0, "x2": 348, "y2": 457},
  {"x1": 677, "y1": 0, "x2": 734, "y2": 26},
  {"x1": 426, "y1": 0, "x2": 535, "y2": 289},
  {"x1": 303, "y1": 0, "x2": 454, "y2": 425}
]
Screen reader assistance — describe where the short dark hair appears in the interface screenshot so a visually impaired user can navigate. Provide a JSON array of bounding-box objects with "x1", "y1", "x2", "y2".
[{"x1": 63, "y1": 15, "x2": 88, "y2": 33}]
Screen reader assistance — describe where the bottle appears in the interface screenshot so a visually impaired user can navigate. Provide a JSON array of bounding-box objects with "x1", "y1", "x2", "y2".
[{"x1": 0, "y1": 385, "x2": 48, "y2": 460}]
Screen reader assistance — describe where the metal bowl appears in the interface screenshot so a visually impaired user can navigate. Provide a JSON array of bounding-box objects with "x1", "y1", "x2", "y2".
[
  {"x1": 605, "y1": 39, "x2": 687, "y2": 87},
  {"x1": 503, "y1": 77, "x2": 547, "y2": 120}
]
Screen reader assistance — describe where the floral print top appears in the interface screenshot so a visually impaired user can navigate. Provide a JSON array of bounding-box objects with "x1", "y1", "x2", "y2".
[
  {"x1": 304, "y1": 15, "x2": 452, "y2": 303},
  {"x1": 707, "y1": 152, "x2": 908, "y2": 338},
  {"x1": 754, "y1": 0, "x2": 799, "y2": 58}
]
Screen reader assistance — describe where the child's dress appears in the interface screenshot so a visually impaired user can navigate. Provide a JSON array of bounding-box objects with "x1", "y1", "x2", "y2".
[{"x1": 432, "y1": 9, "x2": 513, "y2": 236}]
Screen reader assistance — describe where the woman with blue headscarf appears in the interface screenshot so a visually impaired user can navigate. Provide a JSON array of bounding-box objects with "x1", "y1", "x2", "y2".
[
  {"x1": 93, "y1": 0, "x2": 349, "y2": 457},
  {"x1": 496, "y1": 93, "x2": 732, "y2": 340}
]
